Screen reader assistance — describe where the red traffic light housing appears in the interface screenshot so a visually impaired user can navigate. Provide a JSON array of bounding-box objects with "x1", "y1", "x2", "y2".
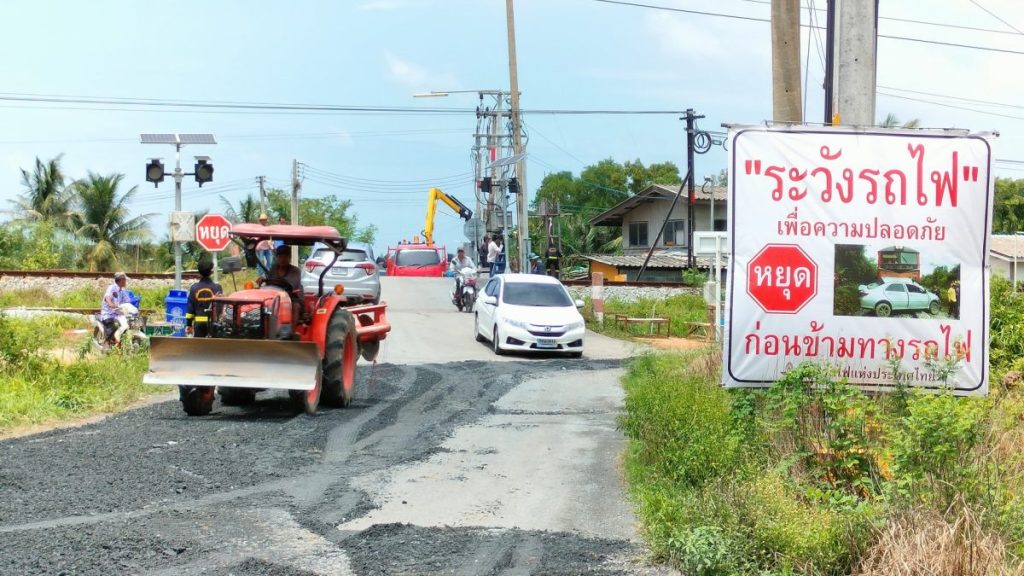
[
  {"x1": 194, "y1": 158, "x2": 214, "y2": 187},
  {"x1": 145, "y1": 159, "x2": 165, "y2": 187}
]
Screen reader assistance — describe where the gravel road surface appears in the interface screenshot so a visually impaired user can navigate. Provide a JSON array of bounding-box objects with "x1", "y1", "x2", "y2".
[{"x1": 0, "y1": 277, "x2": 666, "y2": 575}]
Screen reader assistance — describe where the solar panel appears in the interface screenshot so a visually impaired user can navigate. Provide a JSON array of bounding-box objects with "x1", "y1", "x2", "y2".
[
  {"x1": 486, "y1": 152, "x2": 527, "y2": 169},
  {"x1": 179, "y1": 133, "x2": 217, "y2": 145},
  {"x1": 140, "y1": 133, "x2": 178, "y2": 144}
]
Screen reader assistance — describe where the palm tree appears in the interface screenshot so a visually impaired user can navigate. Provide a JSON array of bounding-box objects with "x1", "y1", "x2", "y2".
[
  {"x1": 71, "y1": 173, "x2": 154, "y2": 272},
  {"x1": 220, "y1": 194, "x2": 261, "y2": 224},
  {"x1": 11, "y1": 155, "x2": 73, "y2": 227},
  {"x1": 880, "y1": 113, "x2": 921, "y2": 129}
]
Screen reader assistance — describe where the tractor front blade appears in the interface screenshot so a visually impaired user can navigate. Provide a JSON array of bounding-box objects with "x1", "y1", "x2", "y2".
[{"x1": 144, "y1": 337, "x2": 321, "y2": 391}]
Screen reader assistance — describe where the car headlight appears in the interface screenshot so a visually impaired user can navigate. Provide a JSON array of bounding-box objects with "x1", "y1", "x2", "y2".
[
  {"x1": 502, "y1": 317, "x2": 528, "y2": 329},
  {"x1": 566, "y1": 320, "x2": 585, "y2": 331}
]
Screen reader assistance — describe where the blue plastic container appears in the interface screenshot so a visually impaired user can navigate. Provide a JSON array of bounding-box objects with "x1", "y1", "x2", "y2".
[
  {"x1": 125, "y1": 289, "x2": 141, "y2": 311},
  {"x1": 165, "y1": 289, "x2": 189, "y2": 337}
]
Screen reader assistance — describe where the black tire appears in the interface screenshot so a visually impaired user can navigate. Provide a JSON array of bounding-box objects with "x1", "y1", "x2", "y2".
[
  {"x1": 875, "y1": 302, "x2": 892, "y2": 317},
  {"x1": 183, "y1": 386, "x2": 215, "y2": 416},
  {"x1": 456, "y1": 300, "x2": 463, "y2": 312},
  {"x1": 493, "y1": 326, "x2": 506, "y2": 356},
  {"x1": 322, "y1": 309, "x2": 357, "y2": 408},
  {"x1": 464, "y1": 293, "x2": 475, "y2": 312},
  {"x1": 474, "y1": 315, "x2": 485, "y2": 342},
  {"x1": 219, "y1": 387, "x2": 256, "y2": 406},
  {"x1": 929, "y1": 300, "x2": 940, "y2": 315},
  {"x1": 568, "y1": 351, "x2": 583, "y2": 359},
  {"x1": 289, "y1": 366, "x2": 322, "y2": 415}
]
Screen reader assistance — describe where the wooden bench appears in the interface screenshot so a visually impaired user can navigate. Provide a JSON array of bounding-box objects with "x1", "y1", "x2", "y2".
[
  {"x1": 682, "y1": 304, "x2": 718, "y2": 342},
  {"x1": 612, "y1": 313, "x2": 671, "y2": 338}
]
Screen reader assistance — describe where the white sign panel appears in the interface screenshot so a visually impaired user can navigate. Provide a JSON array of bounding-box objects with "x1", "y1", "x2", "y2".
[
  {"x1": 169, "y1": 211, "x2": 196, "y2": 242},
  {"x1": 724, "y1": 126, "x2": 994, "y2": 395}
]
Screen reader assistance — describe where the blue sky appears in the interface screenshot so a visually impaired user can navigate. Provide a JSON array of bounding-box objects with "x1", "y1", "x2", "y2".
[{"x1": 1, "y1": 0, "x2": 1023, "y2": 253}]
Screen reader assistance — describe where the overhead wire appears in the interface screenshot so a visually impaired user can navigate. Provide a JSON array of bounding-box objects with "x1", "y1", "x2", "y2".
[
  {"x1": 588, "y1": 0, "x2": 1024, "y2": 55},
  {"x1": 967, "y1": 0, "x2": 1024, "y2": 35}
]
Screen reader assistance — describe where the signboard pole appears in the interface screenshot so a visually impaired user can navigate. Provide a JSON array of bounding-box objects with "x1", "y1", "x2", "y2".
[
  {"x1": 715, "y1": 234, "x2": 722, "y2": 342},
  {"x1": 213, "y1": 251, "x2": 219, "y2": 284}
]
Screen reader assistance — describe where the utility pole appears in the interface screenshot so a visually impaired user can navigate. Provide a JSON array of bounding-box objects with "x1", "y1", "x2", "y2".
[
  {"x1": 291, "y1": 159, "x2": 300, "y2": 261},
  {"x1": 771, "y1": 0, "x2": 802, "y2": 123},
  {"x1": 258, "y1": 175, "x2": 267, "y2": 217},
  {"x1": 506, "y1": 0, "x2": 528, "y2": 272},
  {"x1": 682, "y1": 109, "x2": 704, "y2": 268},
  {"x1": 826, "y1": 0, "x2": 878, "y2": 126}
]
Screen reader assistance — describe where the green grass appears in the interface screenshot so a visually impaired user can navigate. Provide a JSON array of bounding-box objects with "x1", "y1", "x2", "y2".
[
  {"x1": 585, "y1": 293, "x2": 710, "y2": 339},
  {"x1": 0, "y1": 314, "x2": 167, "y2": 434}
]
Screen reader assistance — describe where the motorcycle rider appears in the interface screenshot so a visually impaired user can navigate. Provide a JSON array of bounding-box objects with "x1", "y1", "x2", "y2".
[
  {"x1": 100, "y1": 272, "x2": 131, "y2": 344},
  {"x1": 186, "y1": 258, "x2": 223, "y2": 338},
  {"x1": 450, "y1": 248, "x2": 475, "y2": 304}
]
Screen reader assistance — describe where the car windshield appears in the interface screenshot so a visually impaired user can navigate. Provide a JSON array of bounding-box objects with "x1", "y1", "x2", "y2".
[
  {"x1": 396, "y1": 249, "x2": 440, "y2": 267},
  {"x1": 313, "y1": 248, "x2": 368, "y2": 263},
  {"x1": 502, "y1": 282, "x2": 572, "y2": 307}
]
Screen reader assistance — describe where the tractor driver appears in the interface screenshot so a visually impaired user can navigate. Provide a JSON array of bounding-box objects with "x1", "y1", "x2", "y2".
[{"x1": 258, "y1": 244, "x2": 303, "y2": 299}]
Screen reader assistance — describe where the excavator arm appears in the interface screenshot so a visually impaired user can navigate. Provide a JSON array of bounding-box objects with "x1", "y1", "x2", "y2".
[{"x1": 423, "y1": 187, "x2": 473, "y2": 245}]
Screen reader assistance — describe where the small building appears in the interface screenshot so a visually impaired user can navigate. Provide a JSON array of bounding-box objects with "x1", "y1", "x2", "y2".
[
  {"x1": 586, "y1": 254, "x2": 691, "y2": 282},
  {"x1": 990, "y1": 234, "x2": 1024, "y2": 282},
  {"x1": 589, "y1": 183, "x2": 727, "y2": 256}
]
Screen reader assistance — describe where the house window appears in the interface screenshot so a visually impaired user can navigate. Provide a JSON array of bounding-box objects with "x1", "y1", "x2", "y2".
[
  {"x1": 628, "y1": 222, "x2": 649, "y2": 247},
  {"x1": 714, "y1": 219, "x2": 727, "y2": 232},
  {"x1": 663, "y1": 220, "x2": 686, "y2": 246}
]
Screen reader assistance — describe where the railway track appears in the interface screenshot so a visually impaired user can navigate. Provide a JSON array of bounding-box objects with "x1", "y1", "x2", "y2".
[{"x1": 0, "y1": 269, "x2": 199, "y2": 280}]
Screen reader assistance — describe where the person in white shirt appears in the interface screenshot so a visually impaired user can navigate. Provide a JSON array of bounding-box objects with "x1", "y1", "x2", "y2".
[
  {"x1": 450, "y1": 248, "x2": 476, "y2": 301},
  {"x1": 487, "y1": 236, "x2": 500, "y2": 273}
]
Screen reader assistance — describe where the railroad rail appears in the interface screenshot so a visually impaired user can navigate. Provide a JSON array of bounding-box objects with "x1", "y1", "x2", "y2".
[{"x1": 0, "y1": 269, "x2": 199, "y2": 280}]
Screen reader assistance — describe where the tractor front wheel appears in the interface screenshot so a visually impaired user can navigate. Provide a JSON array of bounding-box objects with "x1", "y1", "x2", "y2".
[
  {"x1": 182, "y1": 386, "x2": 215, "y2": 416},
  {"x1": 322, "y1": 309, "x2": 358, "y2": 408},
  {"x1": 290, "y1": 368, "x2": 322, "y2": 415}
]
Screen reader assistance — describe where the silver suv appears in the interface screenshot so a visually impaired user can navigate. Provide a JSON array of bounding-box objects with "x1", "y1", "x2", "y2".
[{"x1": 301, "y1": 242, "x2": 381, "y2": 304}]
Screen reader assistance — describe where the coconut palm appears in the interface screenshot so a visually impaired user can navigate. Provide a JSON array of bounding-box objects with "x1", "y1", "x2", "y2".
[
  {"x1": 220, "y1": 194, "x2": 262, "y2": 224},
  {"x1": 11, "y1": 155, "x2": 74, "y2": 227},
  {"x1": 71, "y1": 173, "x2": 154, "y2": 272},
  {"x1": 880, "y1": 113, "x2": 921, "y2": 129}
]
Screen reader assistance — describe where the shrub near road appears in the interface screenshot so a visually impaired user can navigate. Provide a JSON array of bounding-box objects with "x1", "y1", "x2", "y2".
[
  {"x1": 622, "y1": 278, "x2": 1024, "y2": 575},
  {"x1": 0, "y1": 314, "x2": 160, "y2": 434}
]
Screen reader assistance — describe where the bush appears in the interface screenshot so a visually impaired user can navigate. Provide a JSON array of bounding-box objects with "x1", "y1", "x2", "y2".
[{"x1": 588, "y1": 293, "x2": 709, "y2": 338}]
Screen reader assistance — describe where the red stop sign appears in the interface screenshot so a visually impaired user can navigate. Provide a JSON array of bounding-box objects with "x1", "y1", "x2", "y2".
[
  {"x1": 746, "y1": 244, "x2": 818, "y2": 314},
  {"x1": 195, "y1": 214, "x2": 233, "y2": 252}
]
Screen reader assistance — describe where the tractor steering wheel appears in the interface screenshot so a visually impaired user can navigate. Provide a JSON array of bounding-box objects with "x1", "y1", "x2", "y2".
[{"x1": 262, "y1": 277, "x2": 296, "y2": 294}]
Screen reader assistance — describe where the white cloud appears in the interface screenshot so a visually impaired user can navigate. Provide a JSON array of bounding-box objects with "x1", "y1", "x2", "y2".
[
  {"x1": 358, "y1": 0, "x2": 406, "y2": 11},
  {"x1": 383, "y1": 51, "x2": 458, "y2": 91}
]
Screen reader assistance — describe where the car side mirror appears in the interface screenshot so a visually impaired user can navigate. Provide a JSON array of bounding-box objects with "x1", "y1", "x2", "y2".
[
  {"x1": 483, "y1": 295, "x2": 498, "y2": 306},
  {"x1": 574, "y1": 299, "x2": 584, "y2": 309}
]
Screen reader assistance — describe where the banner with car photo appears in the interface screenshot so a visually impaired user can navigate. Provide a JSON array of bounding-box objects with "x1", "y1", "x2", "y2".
[{"x1": 723, "y1": 126, "x2": 994, "y2": 395}]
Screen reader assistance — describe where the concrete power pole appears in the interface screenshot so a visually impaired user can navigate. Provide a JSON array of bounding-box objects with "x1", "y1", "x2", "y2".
[
  {"x1": 771, "y1": 0, "x2": 803, "y2": 123},
  {"x1": 291, "y1": 159, "x2": 300, "y2": 261},
  {"x1": 258, "y1": 175, "x2": 266, "y2": 217},
  {"x1": 827, "y1": 0, "x2": 878, "y2": 126},
  {"x1": 506, "y1": 0, "x2": 528, "y2": 272}
]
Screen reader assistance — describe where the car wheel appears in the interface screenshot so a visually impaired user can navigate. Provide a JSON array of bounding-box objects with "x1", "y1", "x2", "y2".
[
  {"x1": 929, "y1": 300, "x2": 940, "y2": 315},
  {"x1": 474, "y1": 314, "x2": 485, "y2": 342},
  {"x1": 493, "y1": 326, "x2": 506, "y2": 356},
  {"x1": 874, "y1": 302, "x2": 892, "y2": 317}
]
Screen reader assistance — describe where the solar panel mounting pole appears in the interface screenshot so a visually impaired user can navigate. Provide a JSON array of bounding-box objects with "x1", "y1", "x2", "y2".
[{"x1": 173, "y1": 139, "x2": 183, "y2": 290}]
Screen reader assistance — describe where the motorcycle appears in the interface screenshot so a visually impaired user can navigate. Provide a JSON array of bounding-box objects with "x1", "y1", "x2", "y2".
[
  {"x1": 452, "y1": 266, "x2": 478, "y2": 312},
  {"x1": 91, "y1": 303, "x2": 148, "y2": 352}
]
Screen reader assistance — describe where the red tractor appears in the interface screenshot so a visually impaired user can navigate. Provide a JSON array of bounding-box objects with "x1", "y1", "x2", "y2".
[{"x1": 144, "y1": 224, "x2": 391, "y2": 416}]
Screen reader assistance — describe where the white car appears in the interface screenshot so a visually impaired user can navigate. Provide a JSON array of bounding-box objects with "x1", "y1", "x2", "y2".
[{"x1": 473, "y1": 274, "x2": 586, "y2": 357}]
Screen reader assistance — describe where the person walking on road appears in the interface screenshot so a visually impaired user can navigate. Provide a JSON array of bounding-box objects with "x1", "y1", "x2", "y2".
[
  {"x1": 256, "y1": 213, "x2": 274, "y2": 272},
  {"x1": 186, "y1": 259, "x2": 223, "y2": 338}
]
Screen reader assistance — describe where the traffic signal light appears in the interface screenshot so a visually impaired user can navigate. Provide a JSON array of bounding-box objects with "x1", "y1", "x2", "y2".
[
  {"x1": 480, "y1": 177, "x2": 492, "y2": 194},
  {"x1": 145, "y1": 159, "x2": 165, "y2": 187},
  {"x1": 194, "y1": 158, "x2": 214, "y2": 187},
  {"x1": 508, "y1": 177, "x2": 520, "y2": 196}
]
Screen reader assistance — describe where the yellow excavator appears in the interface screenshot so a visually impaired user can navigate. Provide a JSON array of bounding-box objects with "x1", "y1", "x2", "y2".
[{"x1": 422, "y1": 187, "x2": 473, "y2": 245}]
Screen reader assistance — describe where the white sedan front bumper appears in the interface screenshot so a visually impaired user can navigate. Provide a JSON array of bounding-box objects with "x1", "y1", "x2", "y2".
[{"x1": 497, "y1": 320, "x2": 585, "y2": 353}]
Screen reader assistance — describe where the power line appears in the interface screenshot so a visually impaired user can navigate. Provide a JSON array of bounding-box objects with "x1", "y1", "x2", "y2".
[
  {"x1": 876, "y1": 90, "x2": 1024, "y2": 121},
  {"x1": 878, "y1": 85, "x2": 1024, "y2": 110},
  {"x1": 967, "y1": 0, "x2": 1024, "y2": 35},
  {"x1": 588, "y1": 0, "x2": 1024, "y2": 55}
]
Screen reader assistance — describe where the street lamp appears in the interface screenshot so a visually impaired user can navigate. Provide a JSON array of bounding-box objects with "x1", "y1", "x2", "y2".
[{"x1": 141, "y1": 133, "x2": 217, "y2": 290}]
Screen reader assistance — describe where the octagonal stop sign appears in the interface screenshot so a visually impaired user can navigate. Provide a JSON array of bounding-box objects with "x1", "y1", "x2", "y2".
[
  {"x1": 746, "y1": 244, "x2": 818, "y2": 314},
  {"x1": 195, "y1": 214, "x2": 233, "y2": 252}
]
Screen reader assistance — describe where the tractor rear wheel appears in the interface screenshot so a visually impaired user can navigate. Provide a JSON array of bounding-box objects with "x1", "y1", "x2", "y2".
[
  {"x1": 183, "y1": 386, "x2": 215, "y2": 416},
  {"x1": 322, "y1": 309, "x2": 358, "y2": 408},
  {"x1": 219, "y1": 387, "x2": 256, "y2": 406}
]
